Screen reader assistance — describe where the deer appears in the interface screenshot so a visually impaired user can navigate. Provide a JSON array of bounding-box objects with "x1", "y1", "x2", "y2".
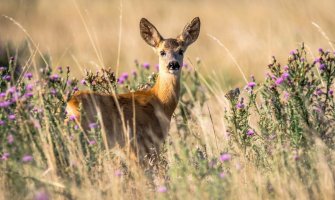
[{"x1": 66, "y1": 17, "x2": 200, "y2": 162}]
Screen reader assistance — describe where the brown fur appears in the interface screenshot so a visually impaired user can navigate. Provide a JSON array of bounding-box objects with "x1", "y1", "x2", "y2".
[{"x1": 66, "y1": 17, "x2": 200, "y2": 161}]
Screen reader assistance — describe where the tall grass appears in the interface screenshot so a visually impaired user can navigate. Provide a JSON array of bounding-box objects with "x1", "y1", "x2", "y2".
[{"x1": 0, "y1": 42, "x2": 334, "y2": 199}]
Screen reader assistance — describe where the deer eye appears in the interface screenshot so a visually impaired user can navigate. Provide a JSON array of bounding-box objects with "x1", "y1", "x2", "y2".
[
  {"x1": 160, "y1": 50, "x2": 166, "y2": 56},
  {"x1": 178, "y1": 49, "x2": 184, "y2": 56}
]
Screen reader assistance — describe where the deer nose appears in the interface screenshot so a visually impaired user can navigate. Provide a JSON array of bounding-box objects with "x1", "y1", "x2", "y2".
[{"x1": 168, "y1": 61, "x2": 180, "y2": 70}]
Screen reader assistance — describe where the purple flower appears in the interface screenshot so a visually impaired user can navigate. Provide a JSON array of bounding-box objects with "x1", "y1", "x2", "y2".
[
  {"x1": 318, "y1": 48, "x2": 323, "y2": 53},
  {"x1": 50, "y1": 88, "x2": 57, "y2": 95},
  {"x1": 246, "y1": 129, "x2": 255, "y2": 136},
  {"x1": 283, "y1": 91, "x2": 290, "y2": 101},
  {"x1": 220, "y1": 153, "x2": 231, "y2": 162},
  {"x1": 73, "y1": 86, "x2": 79, "y2": 91},
  {"x1": 282, "y1": 72, "x2": 289, "y2": 79},
  {"x1": 319, "y1": 64, "x2": 326, "y2": 71},
  {"x1": 69, "y1": 115, "x2": 77, "y2": 121},
  {"x1": 2, "y1": 75, "x2": 11, "y2": 81},
  {"x1": 7, "y1": 134, "x2": 14, "y2": 144},
  {"x1": 57, "y1": 66, "x2": 63, "y2": 72},
  {"x1": 142, "y1": 62, "x2": 150, "y2": 70},
  {"x1": 34, "y1": 190, "x2": 49, "y2": 200},
  {"x1": 89, "y1": 122, "x2": 98, "y2": 129},
  {"x1": 80, "y1": 79, "x2": 86, "y2": 85},
  {"x1": 247, "y1": 81, "x2": 256, "y2": 89},
  {"x1": 0, "y1": 120, "x2": 5, "y2": 126},
  {"x1": 117, "y1": 77, "x2": 125, "y2": 84},
  {"x1": 1, "y1": 152, "x2": 10, "y2": 161},
  {"x1": 283, "y1": 65, "x2": 289, "y2": 71},
  {"x1": 49, "y1": 74, "x2": 60, "y2": 81},
  {"x1": 236, "y1": 102, "x2": 244, "y2": 109},
  {"x1": 115, "y1": 169, "x2": 122, "y2": 177},
  {"x1": 219, "y1": 172, "x2": 226, "y2": 179},
  {"x1": 314, "y1": 58, "x2": 321, "y2": 63},
  {"x1": 7, "y1": 87, "x2": 16, "y2": 93},
  {"x1": 0, "y1": 101, "x2": 11, "y2": 108},
  {"x1": 24, "y1": 73, "x2": 33, "y2": 79},
  {"x1": 157, "y1": 186, "x2": 167, "y2": 193},
  {"x1": 0, "y1": 93, "x2": 6, "y2": 98},
  {"x1": 0, "y1": 66, "x2": 6, "y2": 71},
  {"x1": 120, "y1": 72, "x2": 129, "y2": 80},
  {"x1": 183, "y1": 63, "x2": 188, "y2": 68},
  {"x1": 316, "y1": 88, "x2": 323, "y2": 96},
  {"x1": 275, "y1": 77, "x2": 284, "y2": 85},
  {"x1": 88, "y1": 140, "x2": 96, "y2": 145},
  {"x1": 26, "y1": 84, "x2": 34, "y2": 91},
  {"x1": 329, "y1": 89, "x2": 333, "y2": 95},
  {"x1": 25, "y1": 92, "x2": 34, "y2": 98},
  {"x1": 8, "y1": 114, "x2": 16, "y2": 121},
  {"x1": 22, "y1": 155, "x2": 33, "y2": 163},
  {"x1": 290, "y1": 50, "x2": 297, "y2": 55},
  {"x1": 131, "y1": 70, "x2": 137, "y2": 77}
]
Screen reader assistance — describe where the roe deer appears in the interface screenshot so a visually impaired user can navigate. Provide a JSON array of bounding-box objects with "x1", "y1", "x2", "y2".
[{"x1": 66, "y1": 17, "x2": 200, "y2": 161}]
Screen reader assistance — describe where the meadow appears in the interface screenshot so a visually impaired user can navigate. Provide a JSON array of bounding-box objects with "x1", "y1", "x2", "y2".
[{"x1": 1, "y1": 0, "x2": 335, "y2": 199}]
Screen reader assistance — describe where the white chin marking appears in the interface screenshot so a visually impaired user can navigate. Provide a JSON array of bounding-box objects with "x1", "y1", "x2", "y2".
[{"x1": 169, "y1": 70, "x2": 179, "y2": 74}]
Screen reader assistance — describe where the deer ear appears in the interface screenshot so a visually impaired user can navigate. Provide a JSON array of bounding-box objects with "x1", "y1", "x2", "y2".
[
  {"x1": 179, "y1": 17, "x2": 201, "y2": 46},
  {"x1": 140, "y1": 18, "x2": 163, "y2": 47}
]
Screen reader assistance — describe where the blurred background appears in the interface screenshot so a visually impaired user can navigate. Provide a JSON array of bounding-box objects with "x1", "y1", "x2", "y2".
[{"x1": 0, "y1": 0, "x2": 334, "y2": 86}]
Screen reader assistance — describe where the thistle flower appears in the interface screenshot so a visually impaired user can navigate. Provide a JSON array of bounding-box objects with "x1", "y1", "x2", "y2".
[
  {"x1": 247, "y1": 81, "x2": 256, "y2": 89},
  {"x1": 2, "y1": 75, "x2": 11, "y2": 81},
  {"x1": 22, "y1": 155, "x2": 33, "y2": 163},
  {"x1": 220, "y1": 153, "x2": 231, "y2": 162},
  {"x1": 89, "y1": 122, "x2": 98, "y2": 129},
  {"x1": 80, "y1": 79, "x2": 87, "y2": 85},
  {"x1": 246, "y1": 129, "x2": 255, "y2": 136},
  {"x1": 34, "y1": 190, "x2": 49, "y2": 200},
  {"x1": 142, "y1": 62, "x2": 150, "y2": 70},
  {"x1": 0, "y1": 101, "x2": 11, "y2": 108},
  {"x1": 131, "y1": 70, "x2": 137, "y2": 77},
  {"x1": 7, "y1": 134, "x2": 14, "y2": 144},
  {"x1": 275, "y1": 77, "x2": 284, "y2": 85},
  {"x1": 24, "y1": 73, "x2": 33, "y2": 80},
  {"x1": 120, "y1": 72, "x2": 129, "y2": 80},
  {"x1": 26, "y1": 84, "x2": 34, "y2": 91},
  {"x1": 0, "y1": 120, "x2": 5, "y2": 126},
  {"x1": 49, "y1": 74, "x2": 60, "y2": 81},
  {"x1": 88, "y1": 140, "x2": 96, "y2": 145},
  {"x1": 319, "y1": 64, "x2": 326, "y2": 71},
  {"x1": 115, "y1": 169, "x2": 122, "y2": 177},
  {"x1": 157, "y1": 186, "x2": 167, "y2": 193},
  {"x1": 8, "y1": 114, "x2": 16, "y2": 121},
  {"x1": 1, "y1": 152, "x2": 10, "y2": 161},
  {"x1": 219, "y1": 172, "x2": 226, "y2": 179}
]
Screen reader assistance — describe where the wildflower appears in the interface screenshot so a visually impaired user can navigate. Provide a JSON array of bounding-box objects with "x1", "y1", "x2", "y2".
[
  {"x1": 131, "y1": 70, "x2": 137, "y2": 77},
  {"x1": 247, "y1": 81, "x2": 256, "y2": 89},
  {"x1": 117, "y1": 77, "x2": 125, "y2": 84},
  {"x1": 246, "y1": 129, "x2": 255, "y2": 136},
  {"x1": 120, "y1": 72, "x2": 129, "y2": 80},
  {"x1": 319, "y1": 64, "x2": 326, "y2": 71},
  {"x1": 115, "y1": 169, "x2": 122, "y2": 177},
  {"x1": 290, "y1": 50, "x2": 297, "y2": 55},
  {"x1": 275, "y1": 77, "x2": 284, "y2": 85},
  {"x1": 22, "y1": 155, "x2": 33, "y2": 163},
  {"x1": 34, "y1": 190, "x2": 49, "y2": 200},
  {"x1": 26, "y1": 84, "x2": 34, "y2": 91},
  {"x1": 282, "y1": 72, "x2": 289, "y2": 79},
  {"x1": 283, "y1": 91, "x2": 290, "y2": 101},
  {"x1": 157, "y1": 186, "x2": 167, "y2": 193},
  {"x1": 183, "y1": 63, "x2": 188, "y2": 68},
  {"x1": 7, "y1": 87, "x2": 16, "y2": 93},
  {"x1": 57, "y1": 66, "x2": 63, "y2": 73},
  {"x1": 7, "y1": 134, "x2": 14, "y2": 144},
  {"x1": 69, "y1": 115, "x2": 77, "y2": 121},
  {"x1": 49, "y1": 74, "x2": 60, "y2": 81},
  {"x1": 142, "y1": 62, "x2": 150, "y2": 70},
  {"x1": 318, "y1": 48, "x2": 323, "y2": 53},
  {"x1": 25, "y1": 92, "x2": 34, "y2": 98},
  {"x1": 80, "y1": 79, "x2": 86, "y2": 85},
  {"x1": 89, "y1": 122, "x2": 98, "y2": 129},
  {"x1": 88, "y1": 140, "x2": 96, "y2": 145},
  {"x1": 0, "y1": 120, "x2": 5, "y2": 126},
  {"x1": 316, "y1": 88, "x2": 323, "y2": 96},
  {"x1": 220, "y1": 153, "x2": 231, "y2": 162},
  {"x1": 73, "y1": 86, "x2": 79, "y2": 91},
  {"x1": 314, "y1": 58, "x2": 321, "y2": 63},
  {"x1": 1, "y1": 152, "x2": 10, "y2": 161},
  {"x1": 329, "y1": 89, "x2": 334, "y2": 95},
  {"x1": 0, "y1": 101, "x2": 11, "y2": 108},
  {"x1": 283, "y1": 65, "x2": 289, "y2": 71},
  {"x1": 24, "y1": 73, "x2": 33, "y2": 79},
  {"x1": 2, "y1": 75, "x2": 11, "y2": 81},
  {"x1": 8, "y1": 114, "x2": 16, "y2": 121},
  {"x1": 0, "y1": 66, "x2": 6, "y2": 71},
  {"x1": 219, "y1": 172, "x2": 226, "y2": 179},
  {"x1": 50, "y1": 88, "x2": 57, "y2": 95},
  {"x1": 236, "y1": 102, "x2": 244, "y2": 109},
  {"x1": 0, "y1": 93, "x2": 6, "y2": 98}
]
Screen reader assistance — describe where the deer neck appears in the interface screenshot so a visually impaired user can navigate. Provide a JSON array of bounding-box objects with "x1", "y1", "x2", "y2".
[{"x1": 151, "y1": 73, "x2": 181, "y2": 118}]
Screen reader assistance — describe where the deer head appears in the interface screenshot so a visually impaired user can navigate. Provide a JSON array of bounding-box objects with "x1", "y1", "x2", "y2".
[{"x1": 140, "y1": 17, "x2": 201, "y2": 76}]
